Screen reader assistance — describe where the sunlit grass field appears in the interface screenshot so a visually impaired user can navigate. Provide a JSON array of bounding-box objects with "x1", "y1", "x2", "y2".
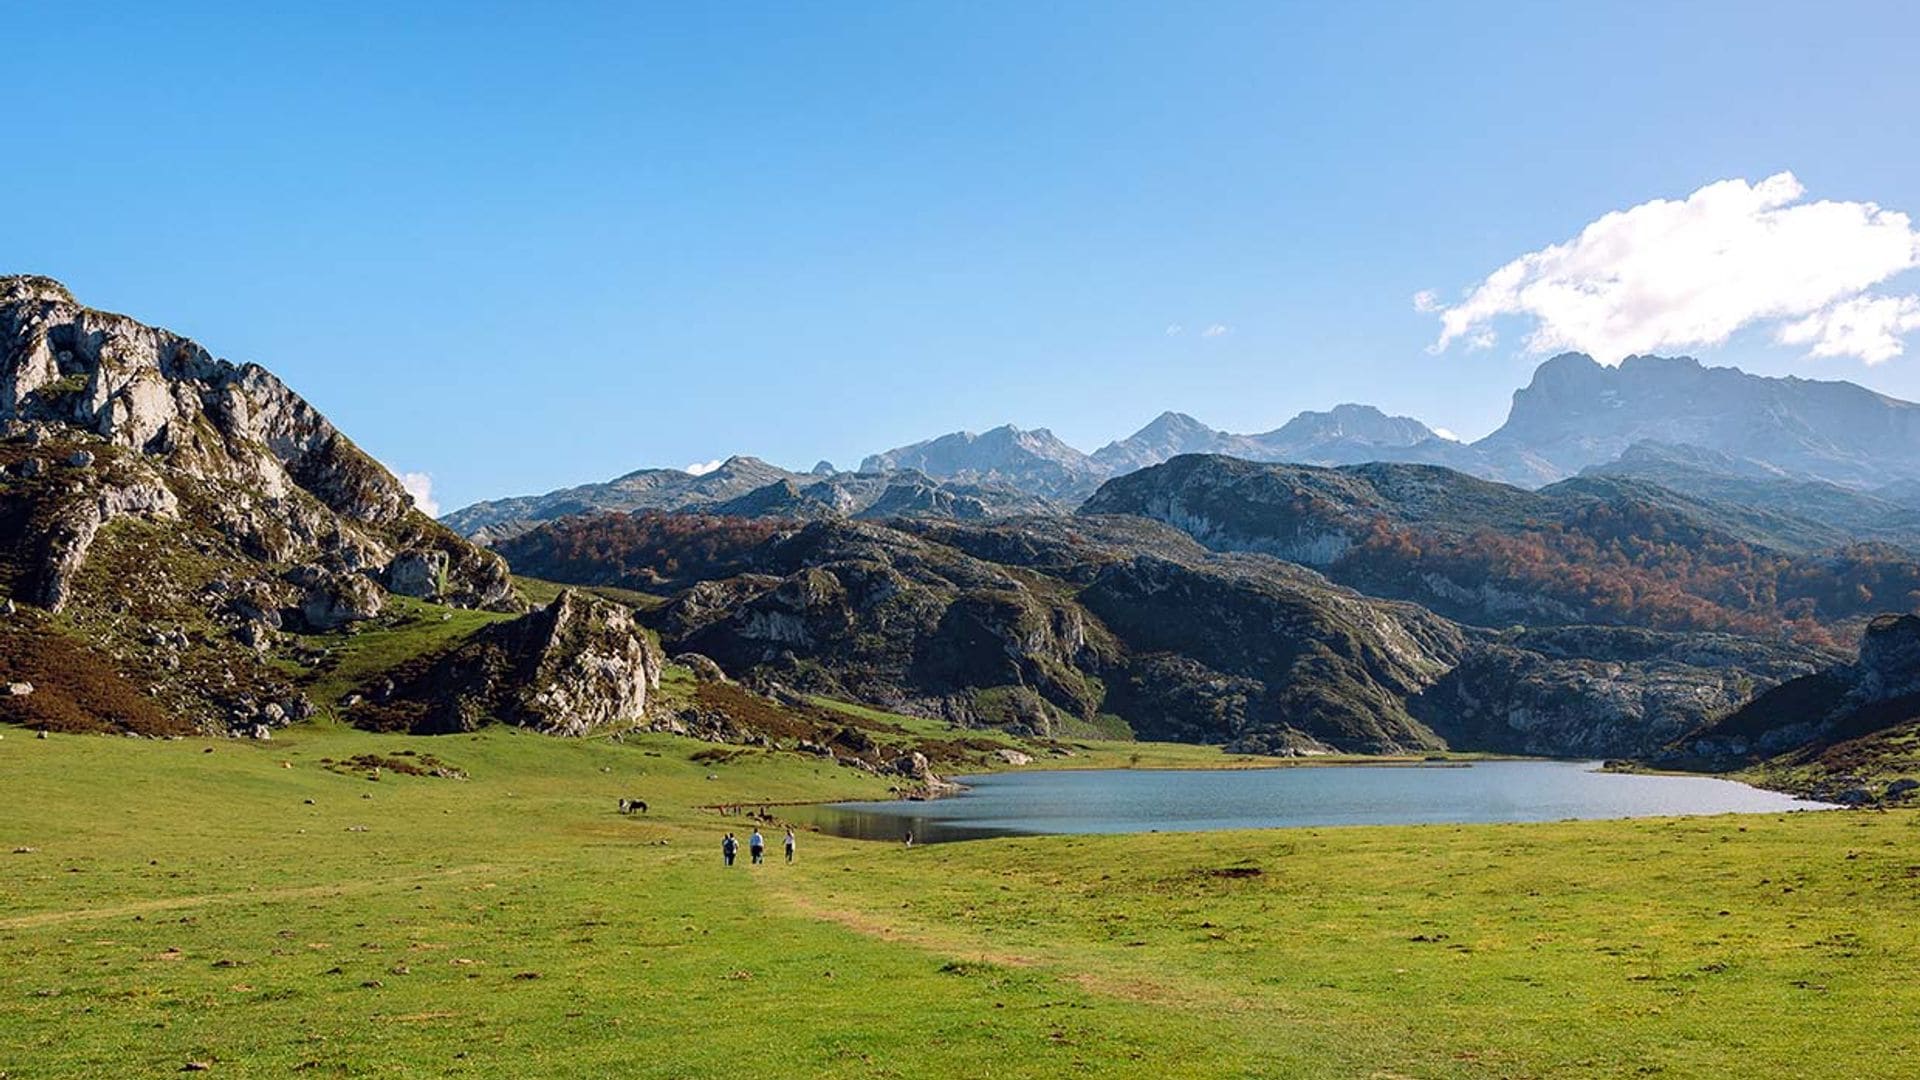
[{"x1": 4, "y1": 721, "x2": 1916, "y2": 1078}]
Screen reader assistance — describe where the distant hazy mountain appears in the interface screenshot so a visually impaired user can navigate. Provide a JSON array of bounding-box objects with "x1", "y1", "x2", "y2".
[
  {"x1": 705, "y1": 471, "x2": 1057, "y2": 522},
  {"x1": 451, "y1": 351, "x2": 1920, "y2": 529},
  {"x1": 441, "y1": 456, "x2": 1054, "y2": 541},
  {"x1": 882, "y1": 405, "x2": 1481, "y2": 500},
  {"x1": 441, "y1": 456, "x2": 806, "y2": 542},
  {"x1": 1581, "y1": 441, "x2": 1920, "y2": 552},
  {"x1": 1088, "y1": 404, "x2": 1463, "y2": 475},
  {"x1": 1089, "y1": 411, "x2": 1244, "y2": 473},
  {"x1": 1477, "y1": 352, "x2": 1920, "y2": 488},
  {"x1": 860, "y1": 424, "x2": 1100, "y2": 502}
]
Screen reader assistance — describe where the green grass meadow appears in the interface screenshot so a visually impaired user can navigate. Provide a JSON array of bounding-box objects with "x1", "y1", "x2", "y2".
[{"x1": 4, "y1": 722, "x2": 1918, "y2": 1078}]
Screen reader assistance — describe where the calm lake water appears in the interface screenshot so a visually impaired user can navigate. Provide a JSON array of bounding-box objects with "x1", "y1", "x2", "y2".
[{"x1": 785, "y1": 761, "x2": 1833, "y2": 843}]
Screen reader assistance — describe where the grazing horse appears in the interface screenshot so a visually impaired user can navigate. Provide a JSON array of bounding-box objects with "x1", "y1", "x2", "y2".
[{"x1": 618, "y1": 797, "x2": 649, "y2": 815}]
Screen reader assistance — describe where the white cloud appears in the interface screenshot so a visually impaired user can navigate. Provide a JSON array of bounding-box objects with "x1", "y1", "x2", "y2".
[
  {"x1": 1201, "y1": 323, "x2": 1231, "y2": 338},
  {"x1": 397, "y1": 471, "x2": 439, "y2": 517},
  {"x1": 684, "y1": 459, "x2": 725, "y2": 476},
  {"x1": 1165, "y1": 323, "x2": 1184, "y2": 336},
  {"x1": 1431, "y1": 427, "x2": 1460, "y2": 442},
  {"x1": 1777, "y1": 294, "x2": 1920, "y2": 365},
  {"x1": 1411, "y1": 289, "x2": 1440, "y2": 313},
  {"x1": 1426, "y1": 172, "x2": 1920, "y2": 365}
]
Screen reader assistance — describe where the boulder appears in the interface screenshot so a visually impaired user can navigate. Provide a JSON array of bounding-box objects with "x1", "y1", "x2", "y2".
[
  {"x1": 298, "y1": 571, "x2": 385, "y2": 630},
  {"x1": 64, "y1": 450, "x2": 94, "y2": 468},
  {"x1": 1853, "y1": 614, "x2": 1920, "y2": 702},
  {"x1": 676, "y1": 652, "x2": 730, "y2": 683},
  {"x1": 385, "y1": 549, "x2": 450, "y2": 599},
  {"x1": 1885, "y1": 778, "x2": 1919, "y2": 800},
  {"x1": 350, "y1": 590, "x2": 663, "y2": 737},
  {"x1": 4, "y1": 682, "x2": 33, "y2": 697},
  {"x1": 994, "y1": 748, "x2": 1032, "y2": 766}
]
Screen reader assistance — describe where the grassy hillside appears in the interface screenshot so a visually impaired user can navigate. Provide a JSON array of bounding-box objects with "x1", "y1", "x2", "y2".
[{"x1": 4, "y1": 722, "x2": 1917, "y2": 1078}]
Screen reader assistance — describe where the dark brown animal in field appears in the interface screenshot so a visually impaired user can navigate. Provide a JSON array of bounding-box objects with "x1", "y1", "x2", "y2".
[{"x1": 618, "y1": 798, "x2": 648, "y2": 815}]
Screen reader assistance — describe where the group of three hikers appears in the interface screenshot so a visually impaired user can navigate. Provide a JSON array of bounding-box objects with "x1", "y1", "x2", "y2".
[{"x1": 721, "y1": 828, "x2": 795, "y2": 866}]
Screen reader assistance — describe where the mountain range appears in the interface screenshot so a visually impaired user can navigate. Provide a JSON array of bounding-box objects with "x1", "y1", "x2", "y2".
[
  {"x1": 444, "y1": 352, "x2": 1920, "y2": 539},
  {"x1": 442, "y1": 457, "x2": 1058, "y2": 542}
]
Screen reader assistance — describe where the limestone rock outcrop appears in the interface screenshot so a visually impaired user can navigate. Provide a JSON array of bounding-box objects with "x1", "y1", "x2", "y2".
[{"x1": 347, "y1": 590, "x2": 664, "y2": 736}]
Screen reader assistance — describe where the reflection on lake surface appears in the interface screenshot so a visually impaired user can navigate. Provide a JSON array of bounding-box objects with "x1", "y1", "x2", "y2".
[{"x1": 783, "y1": 761, "x2": 1833, "y2": 844}]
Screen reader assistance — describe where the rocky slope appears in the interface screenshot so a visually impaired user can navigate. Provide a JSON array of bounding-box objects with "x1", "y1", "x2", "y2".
[
  {"x1": 1657, "y1": 614, "x2": 1920, "y2": 802},
  {"x1": 493, "y1": 511, "x2": 1830, "y2": 758},
  {"x1": 1082, "y1": 454, "x2": 1920, "y2": 642},
  {"x1": 0, "y1": 275, "x2": 669, "y2": 739}
]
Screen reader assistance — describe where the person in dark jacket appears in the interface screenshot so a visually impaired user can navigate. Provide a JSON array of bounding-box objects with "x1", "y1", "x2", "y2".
[{"x1": 722, "y1": 832, "x2": 737, "y2": 867}]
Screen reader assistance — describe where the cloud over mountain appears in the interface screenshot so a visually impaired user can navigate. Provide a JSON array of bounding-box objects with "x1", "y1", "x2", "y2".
[
  {"x1": 396, "y1": 471, "x2": 440, "y2": 517},
  {"x1": 1427, "y1": 172, "x2": 1920, "y2": 364}
]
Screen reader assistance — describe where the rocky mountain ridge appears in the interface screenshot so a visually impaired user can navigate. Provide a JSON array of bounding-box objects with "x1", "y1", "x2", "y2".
[
  {"x1": 1081, "y1": 454, "x2": 1920, "y2": 643},
  {"x1": 446, "y1": 351, "x2": 1920, "y2": 536}
]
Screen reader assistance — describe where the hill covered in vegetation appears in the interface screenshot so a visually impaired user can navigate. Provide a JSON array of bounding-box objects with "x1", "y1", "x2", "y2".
[
  {"x1": 495, "y1": 510, "x2": 1833, "y2": 758},
  {"x1": 1082, "y1": 454, "x2": 1920, "y2": 646}
]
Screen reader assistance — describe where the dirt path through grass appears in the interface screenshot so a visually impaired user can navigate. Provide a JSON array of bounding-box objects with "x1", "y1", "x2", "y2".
[{"x1": 755, "y1": 858, "x2": 1269, "y2": 1013}]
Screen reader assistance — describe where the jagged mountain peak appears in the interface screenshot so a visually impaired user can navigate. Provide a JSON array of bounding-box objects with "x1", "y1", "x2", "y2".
[
  {"x1": 1262, "y1": 403, "x2": 1437, "y2": 447},
  {"x1": 858, "y1": 422, "x2": 1098, "y2": 501},
  {"x1": 1481, "y1": 350, "x2": 1920, "y2": 487}
]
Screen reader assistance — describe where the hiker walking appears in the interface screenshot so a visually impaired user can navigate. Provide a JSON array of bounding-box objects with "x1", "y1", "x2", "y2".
[
  {"x1": 749, "y1": 829, "x2": 766, "y2": 865},
  {"x1": 784, "y1": 828, "x2": 796, "y2": 864},
  {"x1": 722, "y1": 832, "x2": 738, "y2": 867}
]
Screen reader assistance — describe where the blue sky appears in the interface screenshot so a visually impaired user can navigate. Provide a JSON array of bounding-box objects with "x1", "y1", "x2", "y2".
[{"x1": 9, "y1": 1, "x2": 1920, "y2": 512}]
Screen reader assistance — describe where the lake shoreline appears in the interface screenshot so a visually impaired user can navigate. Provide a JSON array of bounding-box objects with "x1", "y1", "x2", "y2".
[{"x1": 787, "y1": 759, "x2": 1838, "y2": 844}]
